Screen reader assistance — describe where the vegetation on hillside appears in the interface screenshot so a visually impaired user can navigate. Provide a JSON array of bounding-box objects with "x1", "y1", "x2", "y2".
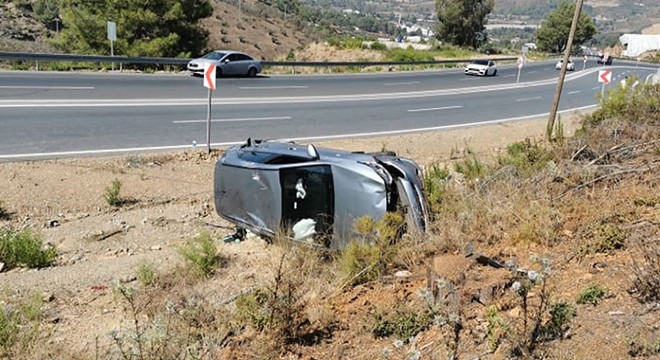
[
  {"x1": 435, "y1": 0, "x2": 494, "y2": 49},
  {"x1": 536, "y1": 0, "x2": 597, "y2": 53}
]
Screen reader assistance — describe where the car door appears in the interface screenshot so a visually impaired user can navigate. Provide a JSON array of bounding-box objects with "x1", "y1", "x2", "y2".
[
  {"x1": 279, "y1": 165, "x2": 334, "y2": 244},
  {"x1": 221, "y1": 53, "x2": 241, "y2": 75}
]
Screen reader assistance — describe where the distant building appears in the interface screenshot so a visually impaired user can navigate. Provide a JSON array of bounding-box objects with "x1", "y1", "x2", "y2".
[{"x1": 619, "y1": 34, "x2": 660, "y2": 57}]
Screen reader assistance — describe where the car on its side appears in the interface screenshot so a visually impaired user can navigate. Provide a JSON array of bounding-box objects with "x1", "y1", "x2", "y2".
[
  {"x1": 555, "y1": 59, "x2": 575, "y2": 71},
  {"x1": 187, "y1": 50, "x2": 262, "y2": 77},
  {"x1": 464, "y1": 60, "x2": 497, "y2": 76},
  {"x1": 214, "y1": 139, "x2": 429, "y2": 249}
]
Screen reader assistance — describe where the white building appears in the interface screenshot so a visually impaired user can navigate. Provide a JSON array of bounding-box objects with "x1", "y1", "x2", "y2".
[{"x1": 619, "y1": 34, "x2": 660, "y2": 57}]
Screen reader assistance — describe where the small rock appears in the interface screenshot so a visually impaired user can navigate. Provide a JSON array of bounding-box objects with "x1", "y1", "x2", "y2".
[
  {"x1": 394, "y1": 270, "x2": 413, "y2": 278},
  {"x1": 48, "y1": 317, "x2": 60, "y2": 324},
  {"x1": 121, "y1": 275, "x2": 137, "y2": 283},
  {"x1": 509, "y1": 307, "x2": 522, "y2": 318},
  {"x1": 48, "y1": 220, "x2": 60, "y2": 228},
  {"x1": 150, "y1": 245, "x2": 162, "y2": 251},
  {"x1": 608, "y1": 311, "x2": 625, "y2": 316},
  {"x1": 42, "y1": 292, "x2": 55, "y2": 303}
]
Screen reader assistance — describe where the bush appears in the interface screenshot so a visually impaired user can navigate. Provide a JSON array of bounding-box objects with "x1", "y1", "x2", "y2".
[
  {"x1": 104, "y1": 179, "x2": 122, "y2": 207},
  {"x1": 136, "y1": 261, "x2": 158, "y2": 287},
  {"x1": 339, "y1": 214, "x2": 404, "y2": 286},
  {"x1": 369, "y1": 41, "x2": 387, "y2": 51},
  {"x1": 424, "y1": 163, "x2": 451, "y2": 215},
  {"x1": 454, "y1": 156, "x2": 488, "y2": 181},
  {"x1": 371, "y1": 307, "x2": 433, "y2": 340},
  {"x1": 179, "y1": 232, "x2": 223, "y2": 278},
  {"x1": 0, "y1": 293, "x2": 44, "y2": 356},
  {"x1": 631, "y1": 237, "x2": 660, "y2": 303},
  {"x1": 577, "y1": 283, "x2": 607, "y2": 306},
  {"x1": 579, "y1": 223, "x2": 626, "y2": 256},
  {"x1": 385, "y1": 48, "x2": 435, "y2": 62},
  {"x1": 0, "y1": 228, "x2": 57, "y2": 270},
  {"x1": 535, "y1": 302, "x2": 576, "y2": 340},
  {"x1": 497, "y1": 139, "x2": 556, "y2": 177}
]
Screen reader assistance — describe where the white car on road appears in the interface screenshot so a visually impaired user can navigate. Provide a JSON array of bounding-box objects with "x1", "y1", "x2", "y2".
[
  {"x1": 464, "y1": 60, "x2": 497, "y2": 76},
  {"x1": 555, "y1": 59, "x2": 575, "y2": 71}
]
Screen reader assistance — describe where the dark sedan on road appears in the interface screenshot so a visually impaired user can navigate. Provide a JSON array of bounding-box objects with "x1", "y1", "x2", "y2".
[{"x1": 187, "y1": 50, "x2": 262, "y2": 77}]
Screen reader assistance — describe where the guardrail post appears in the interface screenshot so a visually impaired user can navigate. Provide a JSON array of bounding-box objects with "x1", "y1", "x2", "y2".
[{"x1": 35, "y1": 60, "x2": 39, "y2": 71}]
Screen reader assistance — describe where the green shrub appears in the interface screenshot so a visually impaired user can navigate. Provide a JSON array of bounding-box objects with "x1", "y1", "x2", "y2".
[
  {"x1": 497, "y1": 139, "x2": 555, "y2": 177},
  {"x1": 424, "y1": 163, "x2": 451, "y2": 214},
  {"x1": 577, "y1": 283, "x2": 607, "y2": 306},
  {"x1": 339, "y1": 214, "x2": 404, "y2": 286},
  {"x1": 369, "y1": 41, "x2": 387, "y2": 51},
  {"x1": 371, "y1": 307, "x2": 432, "y2": 339},
  {"x1": 0, "y1": 293, "x2": 44, "y2": 354},
  {"x1": 486, "y1": 305, "x2": 507, "y2": 352},
  {"x1": 179, "y1": 232, "x2": 222, "y2": 278},
  {"x1": 579, "y1": 223, "x2": 626, "y2": 255},
  {"x1": 385, "y1": 48, "x2": 435, "y2": 62},
  {"x1": 234, "y1": 289, "x2": 270, "y2": 331},
  {"x1": 454, "y1": 156, "x2": 488, "y2": 181},
  {"x1": 535, "y1": 302, "x2": 576, "y2": 340},
  {"x1": 0, "y1": 228, "x2": 57, "y2": 270},
  {"x1": 136, "y1": 261, "x2": 158, "y2": 287},
  {"x1": 104, "y1": 179, "x2": 122, "y2": 207}
]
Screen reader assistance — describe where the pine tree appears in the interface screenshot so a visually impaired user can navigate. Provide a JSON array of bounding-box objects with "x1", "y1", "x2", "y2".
[
  {"x1": 435, "y1": 0, "x2": 494, "y2": 49},
  {"x1": 52, "y1": 0, "x2": 213, "y2": 58}
]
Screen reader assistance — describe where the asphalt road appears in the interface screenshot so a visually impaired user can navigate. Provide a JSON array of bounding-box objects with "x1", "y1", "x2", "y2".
[{"x1": 0, "y1": 59, "x2": 657, "y2": 159}]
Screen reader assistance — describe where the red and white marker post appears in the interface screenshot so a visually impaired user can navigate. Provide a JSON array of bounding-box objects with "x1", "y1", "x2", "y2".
[
  {"x1": 598, "y1": 69, "x2": 612, "y2": 98},
  {"x1": 203, "y1": 63, "x2": 217, "y2": 153}
]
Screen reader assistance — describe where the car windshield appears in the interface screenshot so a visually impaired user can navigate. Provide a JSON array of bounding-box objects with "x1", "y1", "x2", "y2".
[
  {"x1": 202, "y1": 52, "x2": 226, "y2": 60},
  {"x1": 471, "y1": 60, "x2": 489, "y2": 65}
]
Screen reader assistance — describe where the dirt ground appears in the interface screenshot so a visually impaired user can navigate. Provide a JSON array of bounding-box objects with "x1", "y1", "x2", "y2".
[{"x1": 1, "y1": 113, "x2": 658, "y2": 359}]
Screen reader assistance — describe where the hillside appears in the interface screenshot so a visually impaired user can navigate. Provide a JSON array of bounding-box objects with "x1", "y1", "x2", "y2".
[{"x1": 0, "y1": 0, "x2": 310, "y2": 61}]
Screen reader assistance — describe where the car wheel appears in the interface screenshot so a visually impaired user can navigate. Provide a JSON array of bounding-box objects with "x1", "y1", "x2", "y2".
[
  {"x1": 247, "y1": 68, "x2": 257, "y2": 78},
  {"x1": 215, "y1": 68, "x2": 222, "y2": 78},
  {"x1": 493, "y1": 69, "x2": 497, "y2": 76}
]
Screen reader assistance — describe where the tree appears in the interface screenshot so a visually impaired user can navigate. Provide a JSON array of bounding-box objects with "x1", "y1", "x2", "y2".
[
  {"x1": 51, "y1": 0, "x2": 213, "y2": 58},
  {"x1": 435, "y1": 0, "x2": 494, "y2": 49},
  {"x1": 536, "y1": 0, "x2": 596, "y2": 53}
]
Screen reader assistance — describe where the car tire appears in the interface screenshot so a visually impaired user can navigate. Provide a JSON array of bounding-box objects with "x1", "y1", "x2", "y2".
[
  {"x1": 247, "y1": 68, "x2": 257, "y2": 78},
  {"x1": 493, "y1": 69, "x2": 497, "y2": 76},
  {"x1": 216, "y1": 68, "x2": 223, "y2": 78}
]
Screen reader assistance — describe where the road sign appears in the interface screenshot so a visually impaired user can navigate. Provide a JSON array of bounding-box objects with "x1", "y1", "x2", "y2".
[
  {"x1": 522, "y1": 46, "x2": 529, "y2": 55},
  {"x1": 598, "y1": 70, "x2": 612, "y2": 84},
  {"x1": 583, "y1": 55, "x2": 588, "y2": 63},
  {"x1": 204, "y1": 64, "x2": 216, "y2": 90},
  {"x1": 517, "y1": 56, "x2": 525, "y2": 70},
  {"x1": 107, "y1": 21, "x2": 116, "y2": 41}
]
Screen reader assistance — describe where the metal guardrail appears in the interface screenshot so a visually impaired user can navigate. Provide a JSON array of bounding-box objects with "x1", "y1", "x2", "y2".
[{"x1": 0, "y1": 51, "x2": 518, "y2": 69}]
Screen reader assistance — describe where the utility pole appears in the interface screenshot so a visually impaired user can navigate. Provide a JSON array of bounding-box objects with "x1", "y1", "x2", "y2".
[{"x1": 547, "y1": 0, "x2": 585, "y2": 141}]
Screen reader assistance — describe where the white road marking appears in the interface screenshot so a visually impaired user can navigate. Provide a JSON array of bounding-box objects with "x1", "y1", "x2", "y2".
[
  {"x1": 516, "y1": 96, "x2": 542, "y2": 102},
  {"x1": 239, "y1": 86, "x2": 308, "y2": 90},
  {"x1": 528, "y1": 71, "x2": 537, "y2": 73},
  {"x1": 567, "y1": 91, "x2": 581, "y2": 94},
  {"x1": 592, "y1": 86, "x2": 599, "y2": 90},
  {"x1": 0, "y1": 105, "x2": 599, "y2": 160},
  {"x1": 0, "y1": 86, "x2": 95, "y2": 90},
  {"x1": 384, "y1": 81, "x2": 420, "y2": 86},
  {"x1": 173, "y1": 116, "x2": 291, "y2": 124},
  {"x1": 408, "y1": 105, "x2": 463, "y2": 113}
]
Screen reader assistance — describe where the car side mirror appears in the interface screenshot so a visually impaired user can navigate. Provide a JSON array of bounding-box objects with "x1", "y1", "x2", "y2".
[{"x1": 307, "y1": 144, "x2": 319, "y2": 160}]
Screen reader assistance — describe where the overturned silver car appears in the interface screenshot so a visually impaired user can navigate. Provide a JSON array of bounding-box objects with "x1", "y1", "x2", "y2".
[{"x1": 214, "y1": 139, "x2": 429, "y2": 248}]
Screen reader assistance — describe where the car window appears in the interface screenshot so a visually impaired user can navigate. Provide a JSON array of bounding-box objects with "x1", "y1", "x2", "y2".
[
  {"x1": 280, "y1": 165, "x2": 334, "y2": 239},
  {"x1": 236, "y1": 54, "x2": 253, "y2": 61},
  {"x1": 203, "y1": 52, "x2": 224, "y2": 60},
  {"x1": 238, "y1": 150, "x2": 308, "y2": 164},
  {"x1": 225, "y1": 54, "x2": 240, "y2": 62},
  {"x1": 472, "y1": 60, "x2": 489, "y2": 65}
]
